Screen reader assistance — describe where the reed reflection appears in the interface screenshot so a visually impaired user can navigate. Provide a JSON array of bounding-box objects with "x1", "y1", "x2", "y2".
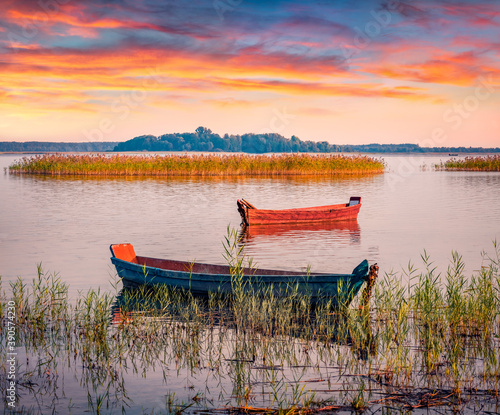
[{"x1": 110, "y1": 284, "x2": 377, "y2": 363}]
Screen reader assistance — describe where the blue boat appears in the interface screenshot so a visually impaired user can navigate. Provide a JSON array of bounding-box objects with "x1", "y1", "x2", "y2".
[{"x1": 110, "y1": 243, "x2": 377, "y2": 306}]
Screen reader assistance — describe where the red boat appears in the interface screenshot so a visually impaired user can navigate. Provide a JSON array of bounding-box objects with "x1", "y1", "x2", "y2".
[{"x1": 237, "y1": 197, "x2": 361, "y2": 226}]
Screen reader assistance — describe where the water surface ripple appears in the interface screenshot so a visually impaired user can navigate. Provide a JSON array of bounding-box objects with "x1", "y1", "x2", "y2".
[{"x1": 1, "y1": 154, "x2": 499, "y2": 299}]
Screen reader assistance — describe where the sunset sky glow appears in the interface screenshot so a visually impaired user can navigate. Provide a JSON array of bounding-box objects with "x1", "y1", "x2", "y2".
[{"x1": 1, "y1": 0, "x2": 499, "y2": 146}]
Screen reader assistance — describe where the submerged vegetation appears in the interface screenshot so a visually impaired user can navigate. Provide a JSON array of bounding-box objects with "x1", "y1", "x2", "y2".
[
  {"x1": 436, "y1": 155, "x2": 500, "y2": 171},
  {"x1": 1, "y1": 238, "x2": 500, "y2": 414},
  {"x1": 7, "y1": 153, "x2": 385, "y2": 177}
]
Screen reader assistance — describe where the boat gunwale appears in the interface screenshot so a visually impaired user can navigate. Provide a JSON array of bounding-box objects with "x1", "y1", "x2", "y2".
[
  {"x1": 110, "y1": 244, "x2": 371, "y2": 304},
  {"x1": 110, "y1": 255, "x2": 367, "y2": 282},
  {"x1": 249, "y1": 202, "x2": 351, "y2": 214},
  {"x1": 237, "y1": 197, "x2": 362, "y2": 226}
]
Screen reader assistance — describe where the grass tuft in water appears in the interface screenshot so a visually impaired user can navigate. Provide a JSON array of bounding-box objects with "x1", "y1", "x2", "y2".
[
  {"x1": 436, "y1": 155, "x2": 500, "y2": 171},
  {"x1": 8, "y1": 153, "x2": 385, "y2": 176},
  {"x1": 1, "y1": 242, "x2": 499, "y2": 414}
]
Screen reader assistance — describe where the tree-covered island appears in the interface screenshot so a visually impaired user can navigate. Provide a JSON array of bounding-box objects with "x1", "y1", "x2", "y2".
[{"x1": 2, "y1": 127, "x2": 499, "y2": 154}]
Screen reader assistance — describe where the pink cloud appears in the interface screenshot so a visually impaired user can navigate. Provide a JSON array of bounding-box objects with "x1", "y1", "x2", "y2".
[{"x1": 438, "y1": 2, "x2": 500, "y2": 27}]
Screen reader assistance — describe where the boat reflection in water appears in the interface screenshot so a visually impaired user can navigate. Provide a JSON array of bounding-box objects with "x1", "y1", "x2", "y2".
[
  {"x1": 239, "y1": 219, "x2": 361, "y2": 245},
  {"x1": 110, "y1": 284, "x2": 377, "y2": 361}
]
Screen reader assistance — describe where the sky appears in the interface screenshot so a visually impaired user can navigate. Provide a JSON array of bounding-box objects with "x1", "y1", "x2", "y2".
[{"x1": 0, "y1": 0, "x2": 499, "y2": 146}]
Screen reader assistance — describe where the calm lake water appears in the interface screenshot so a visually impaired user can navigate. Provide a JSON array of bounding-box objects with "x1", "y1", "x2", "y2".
[
  {"x1": 1, "y1": 153, "x2": 499, "y2": 298},
  {"x1": 1, "y1": 152, "x2": 500, "y2": 414}
]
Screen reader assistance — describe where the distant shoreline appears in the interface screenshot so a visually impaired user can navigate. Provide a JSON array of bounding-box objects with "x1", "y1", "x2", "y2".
[
  {"x1": 2, "y1": 150, "x2": 500, "y2": 156},
  {"x1": 1, "y1": 127, "x2": 500, "y2": 155}
]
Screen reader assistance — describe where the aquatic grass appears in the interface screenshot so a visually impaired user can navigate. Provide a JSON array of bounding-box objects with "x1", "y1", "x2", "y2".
[
  {"x1": 8, "y1": 153, "x2": 385, "y2": 176},
  {"x1": 165, "y1": 392, "x2": 196, "y2": 415},
  {"x1": 1, "y1": 245, "x2": 500, "y2": 413},
  {"x1": 436, "y1": 155, "x2": 500, "y2": 171}
]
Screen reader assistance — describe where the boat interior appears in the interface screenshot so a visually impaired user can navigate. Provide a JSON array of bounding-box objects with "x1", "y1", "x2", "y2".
[{"x1": 111, "y1": 243, "x2": 323, "y2": 276}]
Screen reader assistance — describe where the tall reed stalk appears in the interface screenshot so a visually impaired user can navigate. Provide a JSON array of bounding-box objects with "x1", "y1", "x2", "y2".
[
  {"x1": 436, "y1": 155, "x2": 500, "y2": 171},
  {"x1": 8, "y1": 153, "x2": 385, "y2": 176},
  {"x1": 1, "y1": 242, "x2": 499, "y2": 414}
]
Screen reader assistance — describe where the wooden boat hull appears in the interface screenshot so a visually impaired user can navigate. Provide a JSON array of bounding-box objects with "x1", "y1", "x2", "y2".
[
  {"x1": 110, "y1": 243, "x2": 370, "y2": 306},
  {"x1": 237, "y1": 197, "x2": 361, "y2": 225}
]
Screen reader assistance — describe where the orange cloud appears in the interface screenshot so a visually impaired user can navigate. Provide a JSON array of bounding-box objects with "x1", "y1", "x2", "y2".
[
  {"x1": 1, "y1": 0, "x2": 497, "y2": 144},
  {"x1": 1, "y1": 37, "x2": 443, "y2": 123},
  {"x1": 438, "y1": 2, "x2": 500, "y2": 27},
  {"x1": 6, "y1": 1, "x2": 220, "y2": 41},
  {"x1": 368, "y1": 51, "x2": 499, "y2": 86},
  {"x1": 203, "y1": 98, "x2": 259, "y2": 108},
  {"x1": 211, "y1": 77, "x2": 435, "y2": 101}
]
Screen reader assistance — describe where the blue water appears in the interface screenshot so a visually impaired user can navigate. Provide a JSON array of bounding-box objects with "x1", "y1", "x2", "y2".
[
  {"x1": 1, "y1": 153, "x2": 499, "y2": 299},
  {"x1": 1, "y1": 152, "x2": 500, "y2": 414}
]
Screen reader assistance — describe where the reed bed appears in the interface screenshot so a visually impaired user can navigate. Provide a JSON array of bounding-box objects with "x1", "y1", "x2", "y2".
[
  {"x1": 8, "y1": 153, "x2": 385, "y2": 176},
  {"x1": 1, "y1": 239, "x2": 499, "y2": 414},
  {"x1": 436, "y1": 155, "x2": 500, "y2": 171}
]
